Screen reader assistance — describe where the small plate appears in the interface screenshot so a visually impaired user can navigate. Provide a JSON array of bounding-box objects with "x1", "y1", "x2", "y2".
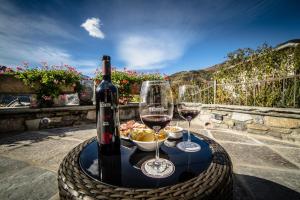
[{"x1": 164, "y1": 126, "x2": 183, "y2": 139}]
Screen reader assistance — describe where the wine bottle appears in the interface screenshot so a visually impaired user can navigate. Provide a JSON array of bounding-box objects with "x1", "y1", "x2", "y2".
[{"x1": 96, "y1": 55, "x2": 120, "y2": 154}]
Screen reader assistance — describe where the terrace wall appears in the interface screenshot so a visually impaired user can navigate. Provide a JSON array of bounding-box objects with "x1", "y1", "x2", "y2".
[
  {"x1": 1, "y1": 103, "x2": 299, "y2": 143},
  {"x1": 197, "y1": 104, "x2": 300, "y2": 143},
  {"x1": 0, "y1": 104, "x2": 139, "y2": 133}
]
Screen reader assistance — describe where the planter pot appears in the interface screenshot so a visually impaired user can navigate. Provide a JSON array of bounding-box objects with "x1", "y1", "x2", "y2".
[
  {"x1": 0, "y1": 74, "x2": 75, "y2": 94},
  {"x1": 0, "y1": 74, "x2": 36, "y2": 94},
  {"x1": 53, "y1": 95, "x2": 68, "y2": 107},
  {"x1": 79, "y1": 79, "x2": 94, "y2": 105},
  {"x1": 130, "y1": 83, "x2": 141, "y2": 95},
  {"x1": 59, "y1": 85, "x2": 75, "y2": 94}
]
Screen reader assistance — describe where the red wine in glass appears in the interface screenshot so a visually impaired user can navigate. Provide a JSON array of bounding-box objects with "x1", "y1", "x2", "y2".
[
  {"x1": 139, "y1": 80, "x2": 175, "y2": 178},
  {"x1": 141, "y1": 115, "x2": 171, "y2": 131},
  {"x1": 179, "y1": 109, "x2": 200, "y2": 121},
  {"x1": 176, "y1": 85, "x2": 202, "y2": 153}
]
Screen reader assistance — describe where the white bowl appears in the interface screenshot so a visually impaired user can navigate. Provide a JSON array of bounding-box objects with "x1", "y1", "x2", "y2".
[
  {"x1": 129, "y1": 132, "x2": 168, "y2": 152},
  {"x1": 164, "y1": 126, "x2": 183, "y2": 139}
]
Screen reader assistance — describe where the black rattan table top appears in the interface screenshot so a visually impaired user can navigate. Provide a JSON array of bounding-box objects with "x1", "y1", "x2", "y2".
[
  {"x1": 58, "y1": 131, "x2": 233, "y2": 200},
  {"x1": 79, "y1": 133, "x2": 213, "y2": 188}
]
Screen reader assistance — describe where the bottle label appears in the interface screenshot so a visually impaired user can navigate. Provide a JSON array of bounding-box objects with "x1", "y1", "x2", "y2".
[
  {"x1": 100, "y1": 102, "x2": 111, "y2": 108},
  {"x1": 97, "y1": 100, "x2": 119, "y2": 145}
]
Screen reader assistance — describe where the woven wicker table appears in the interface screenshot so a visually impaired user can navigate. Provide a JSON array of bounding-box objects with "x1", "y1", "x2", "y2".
[{"x1": 58, "y1": 132, "x2": 233, "y2": 200}]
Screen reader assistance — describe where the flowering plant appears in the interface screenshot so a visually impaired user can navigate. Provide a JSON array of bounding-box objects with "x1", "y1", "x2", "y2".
[
  {"x1": 1, "y1": 64, "x2": 82, "y2": 106},
  {"x1": 95, "y1": 68, "x2": 165, "y2": 103}
]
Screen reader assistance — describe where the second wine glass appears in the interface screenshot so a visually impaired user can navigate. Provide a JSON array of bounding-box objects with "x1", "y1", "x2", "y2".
[
  {"x1": 176, "y1": 85, "x2": 201, "y2": 152},
  {"x1": 139, "y1": 80, "x2": 175, "y2": 178}
]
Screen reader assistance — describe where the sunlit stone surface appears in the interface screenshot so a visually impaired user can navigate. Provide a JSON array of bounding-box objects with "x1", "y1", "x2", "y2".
[{"x1": 0, "y1": 123, "x2": 299, "y2": 200}]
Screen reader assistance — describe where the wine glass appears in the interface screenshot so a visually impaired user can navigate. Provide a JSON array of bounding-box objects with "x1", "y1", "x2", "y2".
[
  {"x1": 176, "y1": 85, "x2": 201, "y2": 152},
  {"x1": 139, "y1": 80, "x2": 175, "y2": 178}
]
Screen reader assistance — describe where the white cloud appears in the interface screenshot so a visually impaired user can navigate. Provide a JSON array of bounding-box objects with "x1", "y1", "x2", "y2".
[
  {"x1": 0, "y1": 33, "x2": 97, "y2": 75},
  {"x1": 81, "y1": 18, "x2": 105, "y2": 39},
  {"x1": 118, "y1": 34, "x2": 185, "y2": 70},
  {"x1": 0, "y1": 1, "x2": 97, "y2": 76}
]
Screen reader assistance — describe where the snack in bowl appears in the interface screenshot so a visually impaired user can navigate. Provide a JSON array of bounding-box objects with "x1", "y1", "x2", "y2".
[
  {"x1": 120, "y1": 120, "x2": 146, "y2": 139},
  {"x1": 130, "y1": 128, "x2": 168, "y2": 151},
  {"x1": 164, "y1": 126, "x2": 183, "y2": 139}
]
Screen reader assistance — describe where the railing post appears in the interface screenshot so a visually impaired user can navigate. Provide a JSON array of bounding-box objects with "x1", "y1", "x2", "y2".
[
  {"x1": 253, "y1": 83, "x2": 256, "y2": 106},
  {"x1": 282, "y1": 78, "x2": 285, "y2": 105},
  {"x1": 294, "y1": 76, "x2": 297, "y2": 108},
  {"x1": 245, "y1": 84, "x2": 248, "y2": 106},
  {"x1": 213, "y1": 80, "x2": 216, "y2": 104},
  {"x1": 200, "y1": 88, "x2": 202, "y2": 102},
  {"x1": 207, "y1": 87, "x2": 208, "y2": 104}
]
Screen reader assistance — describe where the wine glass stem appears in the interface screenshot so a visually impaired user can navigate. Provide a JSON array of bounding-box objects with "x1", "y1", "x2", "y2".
[
  {"x1": 187, "y1": 120, "x2": 191, "y2": 142},
  {"x1": 155, "y1": 132, "x2": 159, "y2": 161}
]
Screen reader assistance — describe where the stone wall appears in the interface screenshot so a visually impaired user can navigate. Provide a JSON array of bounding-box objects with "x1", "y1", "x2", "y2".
[
  {"x1": 2, "y1": 103, "x2": 299, "y2": 143},
  {"x1": 0, "y1": 103, "x2": 139, "y2": 133},
  {"x1": 196, "y1": 104, "x2": 300, "y2": 143}
]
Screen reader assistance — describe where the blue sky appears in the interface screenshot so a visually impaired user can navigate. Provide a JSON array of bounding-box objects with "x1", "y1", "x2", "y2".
[{"x1": 0, "y1": 0, "x2": 300, "y2": 77}]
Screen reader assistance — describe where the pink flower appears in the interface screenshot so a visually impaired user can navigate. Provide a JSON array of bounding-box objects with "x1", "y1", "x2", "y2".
[
  {"x1": 5, "y1": 67, "x2": 13, "y2": 72},
  {"x1": 16, "y1": 66, "x2": 23, "y2": 71},
  {"x1": 23, "y1": 61, "x2": 29, "y2": 68}
]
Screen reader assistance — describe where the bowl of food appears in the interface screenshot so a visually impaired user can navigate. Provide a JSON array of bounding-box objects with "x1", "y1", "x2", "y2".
[
  {"x1": 164, "y1": 139, "x2": 181, "y2": 148},
  {"x1": 129, "y1": 129, "x2": 168, "y2": 151},
  {"x1": 120, "y1": 120, "x2": 146, "y2": 140},
  {"x1": 164, "y1": 126, "x2": 183, "y2": 139}
]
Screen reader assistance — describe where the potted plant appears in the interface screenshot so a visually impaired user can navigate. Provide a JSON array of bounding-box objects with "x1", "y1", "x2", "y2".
[
  {"x1": 0, "y1": 65, "x2": 82, "y2": 107},
  {"x1": 95, "y1": 68, "x2": 164, "y2": 104}
]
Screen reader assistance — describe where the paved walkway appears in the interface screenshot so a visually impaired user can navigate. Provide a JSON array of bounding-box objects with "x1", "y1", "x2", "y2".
[{"x1": 0, "y1": 123, "x2": 299, "y2": 200}]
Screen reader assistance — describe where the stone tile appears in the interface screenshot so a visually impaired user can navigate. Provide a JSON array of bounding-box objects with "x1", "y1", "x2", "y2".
[
  {"x1": 0, "y1": 131, "x2": 53, "y2": 152},
  {"x1": 43, "y1": 151, "x2": 72, "y2": 172},
  {"x1": 220, "y1": 142, "x2": 299, "y2": 170},
  {"x1": 250, "y1": 135, "x2": 300, "y2": 148},
  {"x1": 234, "y1": 165, "x2": 300, "y2": 198},
  {"x1": 0, "y1": 156, "x2": 29, "y2": 178},
  {"x1": 272, "y1": 147, "x2": 300, "y2": 167},
  {"x1": 63, "y1": 129, "x2": 96, "y2": 141},
  {"x1": 42, "y1": 124, "x2": 96, "y2": 141},
  {"x1": 211, "y1": 131, "x2": 257, "y2": 144},
  {"x1": 0, "y1": 165, "x2": 57, "y2": 200},
  {"x1": 4, "y1": 138, "x2": 81, "y2": 171}
]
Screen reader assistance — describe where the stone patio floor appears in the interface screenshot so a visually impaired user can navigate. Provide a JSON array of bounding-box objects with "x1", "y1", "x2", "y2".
[{"x1": 0, "y1": 122, "x2": 300, "y2": 200}]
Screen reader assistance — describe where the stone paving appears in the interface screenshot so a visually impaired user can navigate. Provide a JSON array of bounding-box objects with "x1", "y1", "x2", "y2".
[{"x1": 0, "y1": 123, "x2": 299, "y2": 200}]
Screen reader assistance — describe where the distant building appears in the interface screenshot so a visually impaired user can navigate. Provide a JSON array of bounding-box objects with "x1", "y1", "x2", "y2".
[{"x1": 276, "y1": 39, "x2": 300, "y2": 50}]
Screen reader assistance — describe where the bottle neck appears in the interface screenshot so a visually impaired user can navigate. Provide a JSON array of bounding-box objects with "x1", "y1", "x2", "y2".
[
  {"x1": 103, "y1": 74, "x2": 111, "y2": 81},
  {"x1": 102, "y1": 60, "x2": 111, "y2": 82}
]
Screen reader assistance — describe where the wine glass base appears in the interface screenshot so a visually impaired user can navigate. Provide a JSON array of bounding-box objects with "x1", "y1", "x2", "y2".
[
  {"x1": 177, "y1": 141, "x2": 201, "y2": 152},
  {"x1": 141, "y1": 158, "x2": 175, "y2": 178}
]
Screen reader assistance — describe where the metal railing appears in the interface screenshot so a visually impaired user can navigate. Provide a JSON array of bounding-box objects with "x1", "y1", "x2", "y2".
[{"x1": 199, "y1": 74, "x2": 300, "y2": 108}]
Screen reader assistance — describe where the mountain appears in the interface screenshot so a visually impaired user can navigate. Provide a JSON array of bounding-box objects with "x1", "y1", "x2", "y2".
[
  {"x1": 168, "y1": 67, "x2": 215, "y2": 87},
  {"x1": 168, "y1": 39, "x2": 300, "y2": 88}
]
